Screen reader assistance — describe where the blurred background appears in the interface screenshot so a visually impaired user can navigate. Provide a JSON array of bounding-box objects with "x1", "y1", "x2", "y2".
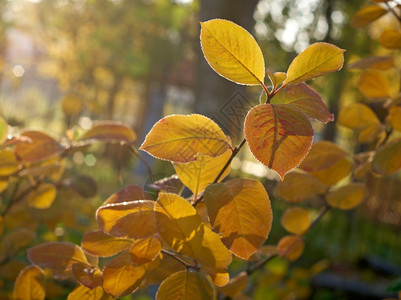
[{"x1": 1, "y1": 0, "x2": 401, "y2": 299}]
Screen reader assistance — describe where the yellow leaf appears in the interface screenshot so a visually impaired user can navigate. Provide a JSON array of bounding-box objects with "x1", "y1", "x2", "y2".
[
  {"x1": 144, "y1": 254, "x2": 186, "y2": 286},
  {"x1": 0, "y1": 179, "x2": 7, "y2": 194},
  {"x1": 173, "y1": 149, "x2": 232, "y2": 196},
  {"x1": 284, "y1": 43, "x2": 345, "y2": 85},
  {"x1": 28, "y1": 183, "x2": 57, "y2": 209},
  {"x1": 156, "y1": 270, "x2": 216, "y2": 300},
  {"x1": 155, "y1": 193, "x2": 231, "y2": 276},
  {"x1": 204, "y1": 179, "x2": 272, "y2": 260},
  {"x1": 350, "y1": 5, "x2": 388, "y2": 28},
  {"x1": 81, "y1": 230, "x2": 133, "y2": 257},
  {"x1": 339, "y1": 102, "x2": 380, "y2": 130},
  {"x1": 102, "y1": 251, "x2": 159, "y2": 297},
  {"x1": 27, "y1": 242, "x2": 89, "y2": 271},
  {"x1": 357, "y1": 70, "x2": 391, "y2": 99},
  {"x1": 326, "y1": 183, "x2": 367, "y2": 210},
  {"x1": 244, "y1": 104, "x2": 313, "y2": 179},
  {"x1": 129, "y1": 236, "x2": 162, "y2": 265},
  {"x1": 71, "y1": 264, "x2": 102, "y2": 289},
  {"x1": 358, "y1": 123, "x2": 384, "y2": 144},
  {"x1": 200, "y1": 19, "x2": 265, "y2": 86},
  {"x1": 347, "y1": 56, "x2": 395, "y2": 70},
  {"x1": 96, "y1": 200, "x2": 157, "y2": 239},
  {"x1": 68, "y1": 285, "x2": 114, "y2": 300},
  {"x1": 13, "y1": 265, "x2": 45, "y2": 300},
  {"x1": 272, "y1": 83, "x2": 333, "y2": 123},
  {"x1": 387, "y1": 106, "x2": 401, "y2": 131},
  {"x1": 380, "y1": 30, "x2": 401, "y2": 49},
  {"x1": 140, "y1": 114, "x2": 229, "y2": 163},
  {"x1": 281, "y1": 207, "x2": 311, "y2": 235},
  {"x1": 0, "y1": 150, "x2": 19, "y2": 176},
  {"x1": 267, "y1": 69, "x2": 287, "y2": 89},
  {"x1": 277, "y1": 235, "x2": 304, "y2": 261},
  {"x1": 218, "y1": 272, "x2": 248, "y2": 298},
  {"x1": 81, "y1": 121, "x2": 136, "y2": 143},
  {"x1": 0, "y1": 117, "x2": 7, "y2": 145},
  {"x1": 372, "y1": 138, "x2": 401, "y2": 175},
  {"x1": 62, "y1": 95, "x2": 83, "y2": 117},
  {"x1": 276, "y1": 171, "x2": 327, "y2": 203}
]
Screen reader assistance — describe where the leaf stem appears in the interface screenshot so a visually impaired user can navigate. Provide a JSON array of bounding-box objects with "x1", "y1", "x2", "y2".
[
  {"x1": 161, "y1": 249, "x2": 198, "y2": 269},
  {"x1": 261, "y1": 82, "x2": 270, "y2": 99},
  {"x1": 125, "y1": 143, "x2": 155, "y2": 183}
]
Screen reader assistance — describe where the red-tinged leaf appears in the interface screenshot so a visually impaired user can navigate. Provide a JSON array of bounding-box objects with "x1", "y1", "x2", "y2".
[
  {"x1": 139, "y1": 114, "x2": 229, "y2": 163},
  {"x1": 102, "y1": 184, "x2": 152, "y2": 205},
  {"x1": 102, "y1": 251, "x2": 159, "y2": 297},
  {"x1": 15, "y1": 131, "x2": 64, "y2": 163},
  {"x1": 81, "y1": 121, "x2": 136, "y2": 143},
  {"x1": 244, "y1": 104, "x2": 313, "y2": 179},
  {"x1": 71, "y1": 263, "x2": 102, "y2": 289},
  {"x1": 272, "y1": 83, "x2": 333, "y2": 123},
  {"x1": 81, "y1": 230, "x2": 133, "y2": 257},
  {"x1": 350, "y1": 5, "x2": 388, "y2": 28},
  {"x1": 68, "y1": 285, "x2": 114, "y2": 300},
  {"x1": 129, "y1": 236, "x2": 162, "y2": 265},
  {"x1": 156, "y1": 270, "x2": 216, "y2": 300},
  {"x1": 27, "y1": 242, "x2": 89, "y2": 271},
  {"x1": 96, "y1": 200, "x2": 157, "y2": 239},
  {"x1": 347, "y1": 56, "x2": 395, "y2": 70},
  {"x1": 13, "y1": 265, "x2": 45, "y2": 300},
  {"x1": 372, "y1": 138, "x2": 401, "y2": 175},
  {"x1": 204, "y1": 179, "x2": 272, "y2": 260},
  {"x1": 277, "y1": 235, "x2": 305, "y2": 261}
]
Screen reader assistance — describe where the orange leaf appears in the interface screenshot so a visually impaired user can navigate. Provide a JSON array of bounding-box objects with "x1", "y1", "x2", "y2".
[
  {"x1": 102, "y1": 184, "x2": 152, "y2": 205},
  {"x1": 67, "y1": 285, "x2": 114, "y2": 300},
  {"x1": 81, "y1": 121, "x2": 136, "y2": 143},
  {"x1": 96, "y1": 200, "x2": 157, "y2": 239},
  {"x1": 81, "y1": 230, "x2": 133, "y2": 257},
  {"x1": 357, "y1": 70, "x2": 391, "y2": 99},
  {"x1": 272, "y1": 83, "x2": 333, "y2": 123},
  {"x1": 372, "y1": 138, "x2": 401, "y2": 175},
  {"x1": 13, "y1": 265, "x2": 45, "y2": 300},
  {"x1": 350, "y1": 5, "x2": 388, "y2": 28},
  {"x1": 380, "y1": 30, "x2": 401, "y2": 49},
  {"x1": 244, "y1": 104, "x2": 313, "y2": 179},
  {"x1": 139, "y1": 114, "x2": 229, "y2": 163},
  {"x1": 347, "y1": 56, "x2": 395, "y2": 70},
  {"x1": 71, "y1": 263, "x2": 102, "y2": 289},
  {"x1": 129, "y1": 236, "x2": 162, "y2": 265},
  {"x1": 281, "y1": 207, "x2": 311, "y2": 235},
  {"x1": 387, "y1": 106, "x2": 401, "y2": 132},
  {"x1": 277, "y1": 235, "x2": 305, "y2": 261},
  {"x1": 326, "y1": 183, "x2": 367, "y2": 210},
  {"x1": 204, "y1": 179, "x2": 272, "y2": 260}
]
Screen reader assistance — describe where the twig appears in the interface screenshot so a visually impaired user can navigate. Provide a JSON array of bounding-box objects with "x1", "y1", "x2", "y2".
[
  {"x1": 161, "y1": 249, "x2": 198, "y2": 269},
  {"x1": 125, "y1": 143, "x2": 155, "y2": 183},
  {"x1": 385, "y1": 2, "x2": 401, "y2": 24}
]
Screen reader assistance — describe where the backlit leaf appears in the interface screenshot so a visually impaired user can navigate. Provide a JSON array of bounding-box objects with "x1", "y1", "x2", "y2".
[
  {"x1": 140, "y1": 114, "x2": 229, "y2": 163},
  {"x1": 156, "y1": 270, "x2": 216, "y2": 300},
  {"x1": 173, "y1": 149, "x2": 232, "y2": 196},
  {"x1": 387, "y1": 106, "x2": 401, "y2": 131},
  {"x1": 276, "y1": 171, "x2": 327, "y2": 203},
  {"x1": 380, "y1": 30, "x2": 401, "y2": 49},
  {"x1": 81, "y1": 230, "x2": 133, "y2": 257},
  {"x1": 272, "y1": 83, "x2": 333, "y2": 123},
  {"x1": 372, "y1": 138, "x2": 401, "y2": 175},
  {"x1": 358, "y1": 123, "x2": 384, "y2": 144},
  {"x1": 13, "y1": 265, "x2": 45, "y2": 300},
  {"x1": 348, "y1": 56, "x2": 395, "y2": 70},
  {"x1": 81, "y1": 121, "x2": 136, "y2": 143},
  {"x1": 204, "y1": 178, "x2": 272, "y2": 260},
  {"x1": 155, "y1": 193, "x2": 232, "y2": 276},
  {"x1": 200, "y1": 19, "x2": 265, "y2": 86},
  {"x1": 71, "y1": 263, "x2": 102, "y2": 289},
  {"x1": 281, "y1": 207, "x2": 310, "y2": 235},
  {"x1": 244, "y1": 104, "x2": 313, "y2": 179},
  {"x1": 326, "y1": 183, "x2": 367, "y2": 210},
  {"x1": 350, "y1": 5, "x2": 388, "y2": 28},
  {"x1": 102, "y1": 251, "x2": 159, "y2": 297},
  {"x1": 28, "y1": 183, "x2": 57, "y2": 209},
  {"x1": 27, "y1": 242, "x2": 89, "y2": 271},
  {"x1": 68, "y1": 285, "x2": 114, "y2": 300},
  {"x1": 0, "y1": 117, "x2": 7, "y2": 145},
  {"x1": 129, "y1": 236, "x2": 162, "y2": 265},
  {"x1": 218, "y1": 272, "x2": 248, "y2": 298},
  {"x1": 144, "y1": 253, "x2": 186, "y2": 286},
  {"x1": 0, "y1": 149, "x2": 19, "y2": 176},
  {"x1": 284, "y1": 43, "x2": 345, "y2": 85},
  {"x1": 62, "y1": 95, "x2": 83, "y2": 116},
  {"x1": 102, "y1": 184, "x2": 152, "y2": 205},
  {"x1": 277, "y1": 235, "x2": 304, "y2": 261},
  {"x1": 267, "y1": 71, "x2": 287, "y2": 90},
  {"x1": 96, "y1": 200, "x2": 157, "y2": 239},
  {"x1": 15, "y1": 131, "x2": 63, "y2": 163},
  {"x1": 357, "y1": 70, "x2": 391, "y2": 98}
]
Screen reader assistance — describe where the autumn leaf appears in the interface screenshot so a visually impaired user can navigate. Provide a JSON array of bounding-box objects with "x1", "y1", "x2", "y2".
[
  {"x1": 347, "y1": 56, "x2": 395, "y2": 70},
  {"x1": 267, "y1": 70, "x2": 287, "y2": 90},
  {"x1": 244, "y1": 104, "x2": 313, "y2": 179},
  {"x1": 81, "y1": 229, "x2": 133, "y2": 257},
  {"x1": 140, "y1": 114, "x2": 229, "y2": 163},
  {"x1": 204, "y1": 178, "x2": 272, "y2": 260},
  {"x1": 102, "y1": 184, "x2": 153, "y2": 205},
  {"x1": 326, "y1": 183, "x2": 367, "y2": 210},
  {"x1": 272, "y1": 83, "x2": 333, "y2": 123},
  {"x1": 81, "y1": 121, "x2": 136, "y2": 143},
  {"x1": 67, "y1": 285, "x2": 114, "y2": 300},
  {"x1": 218, "y1": 272, "x2": 248, "y2": 298},
  {"x1": 372, "y1": 138, "x2": 401, "y2": 175},
  {"x1": 0, "y1": 149, "x2": 19, "y2": 176},
  {"x1": 387, "y1": 106, "x2": 401, "y2": 132},
  {"x1": 357, "y1": 70, "x2": 391, "y2": 99},
  {"x1": 350, "y1": 5, "x2": 388, "y2": 28},
  {"x1": 380, "y1": 30, "x2": 401, "y2": 49},
  {"x1": 0, "y1": 117, "x2": 7, "y2": 145},
  {"x1": 156, "y1": 270, "x2": 216, "y2": 300},
  {"x1": 28, "y1": 183, "x2": 57, "y2": 209},
  {"x1": 281, "y1": 207, "x2": 311, "y2": 235},
  {"x1": 13, "y1": 265, "x2": 45, "y2": 300},
  {"x1": 129, "y1": 236, "x2": 162, "y2": 265},
  {"x1": 200, "y1": 19, "x2": 265, "y2": 86},
  {"x1": 71, "y1": 263, "x2": 103, "y2": 289},
  {"x1": 283, "y1": 43, "x2": 345, "y2": 85},
  {"x1": 277, "y1": 235, "x2": 305, "y2": 261}
]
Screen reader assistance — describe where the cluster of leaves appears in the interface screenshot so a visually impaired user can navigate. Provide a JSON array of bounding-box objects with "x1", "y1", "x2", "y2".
[{"x1": 9, "y1": 19, "x2": 351, "y2": 299}]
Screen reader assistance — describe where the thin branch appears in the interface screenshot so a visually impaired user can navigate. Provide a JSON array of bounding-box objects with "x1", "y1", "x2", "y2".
[
  {"x1": 125, "y1": 143, "x2": 155, "y2": 183},
  {"x1": 385, "y1": 2, "x2": 401, "y2": 24},
  {"x1": 161, "y1": 249, "x2": 198, "y2": 269},
  {"x1": 261, "y1": 82, "x2": 270, "y2": 99},
  {"x1": 246, "y1": 254, "x2": 278, "y2": 276}
]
